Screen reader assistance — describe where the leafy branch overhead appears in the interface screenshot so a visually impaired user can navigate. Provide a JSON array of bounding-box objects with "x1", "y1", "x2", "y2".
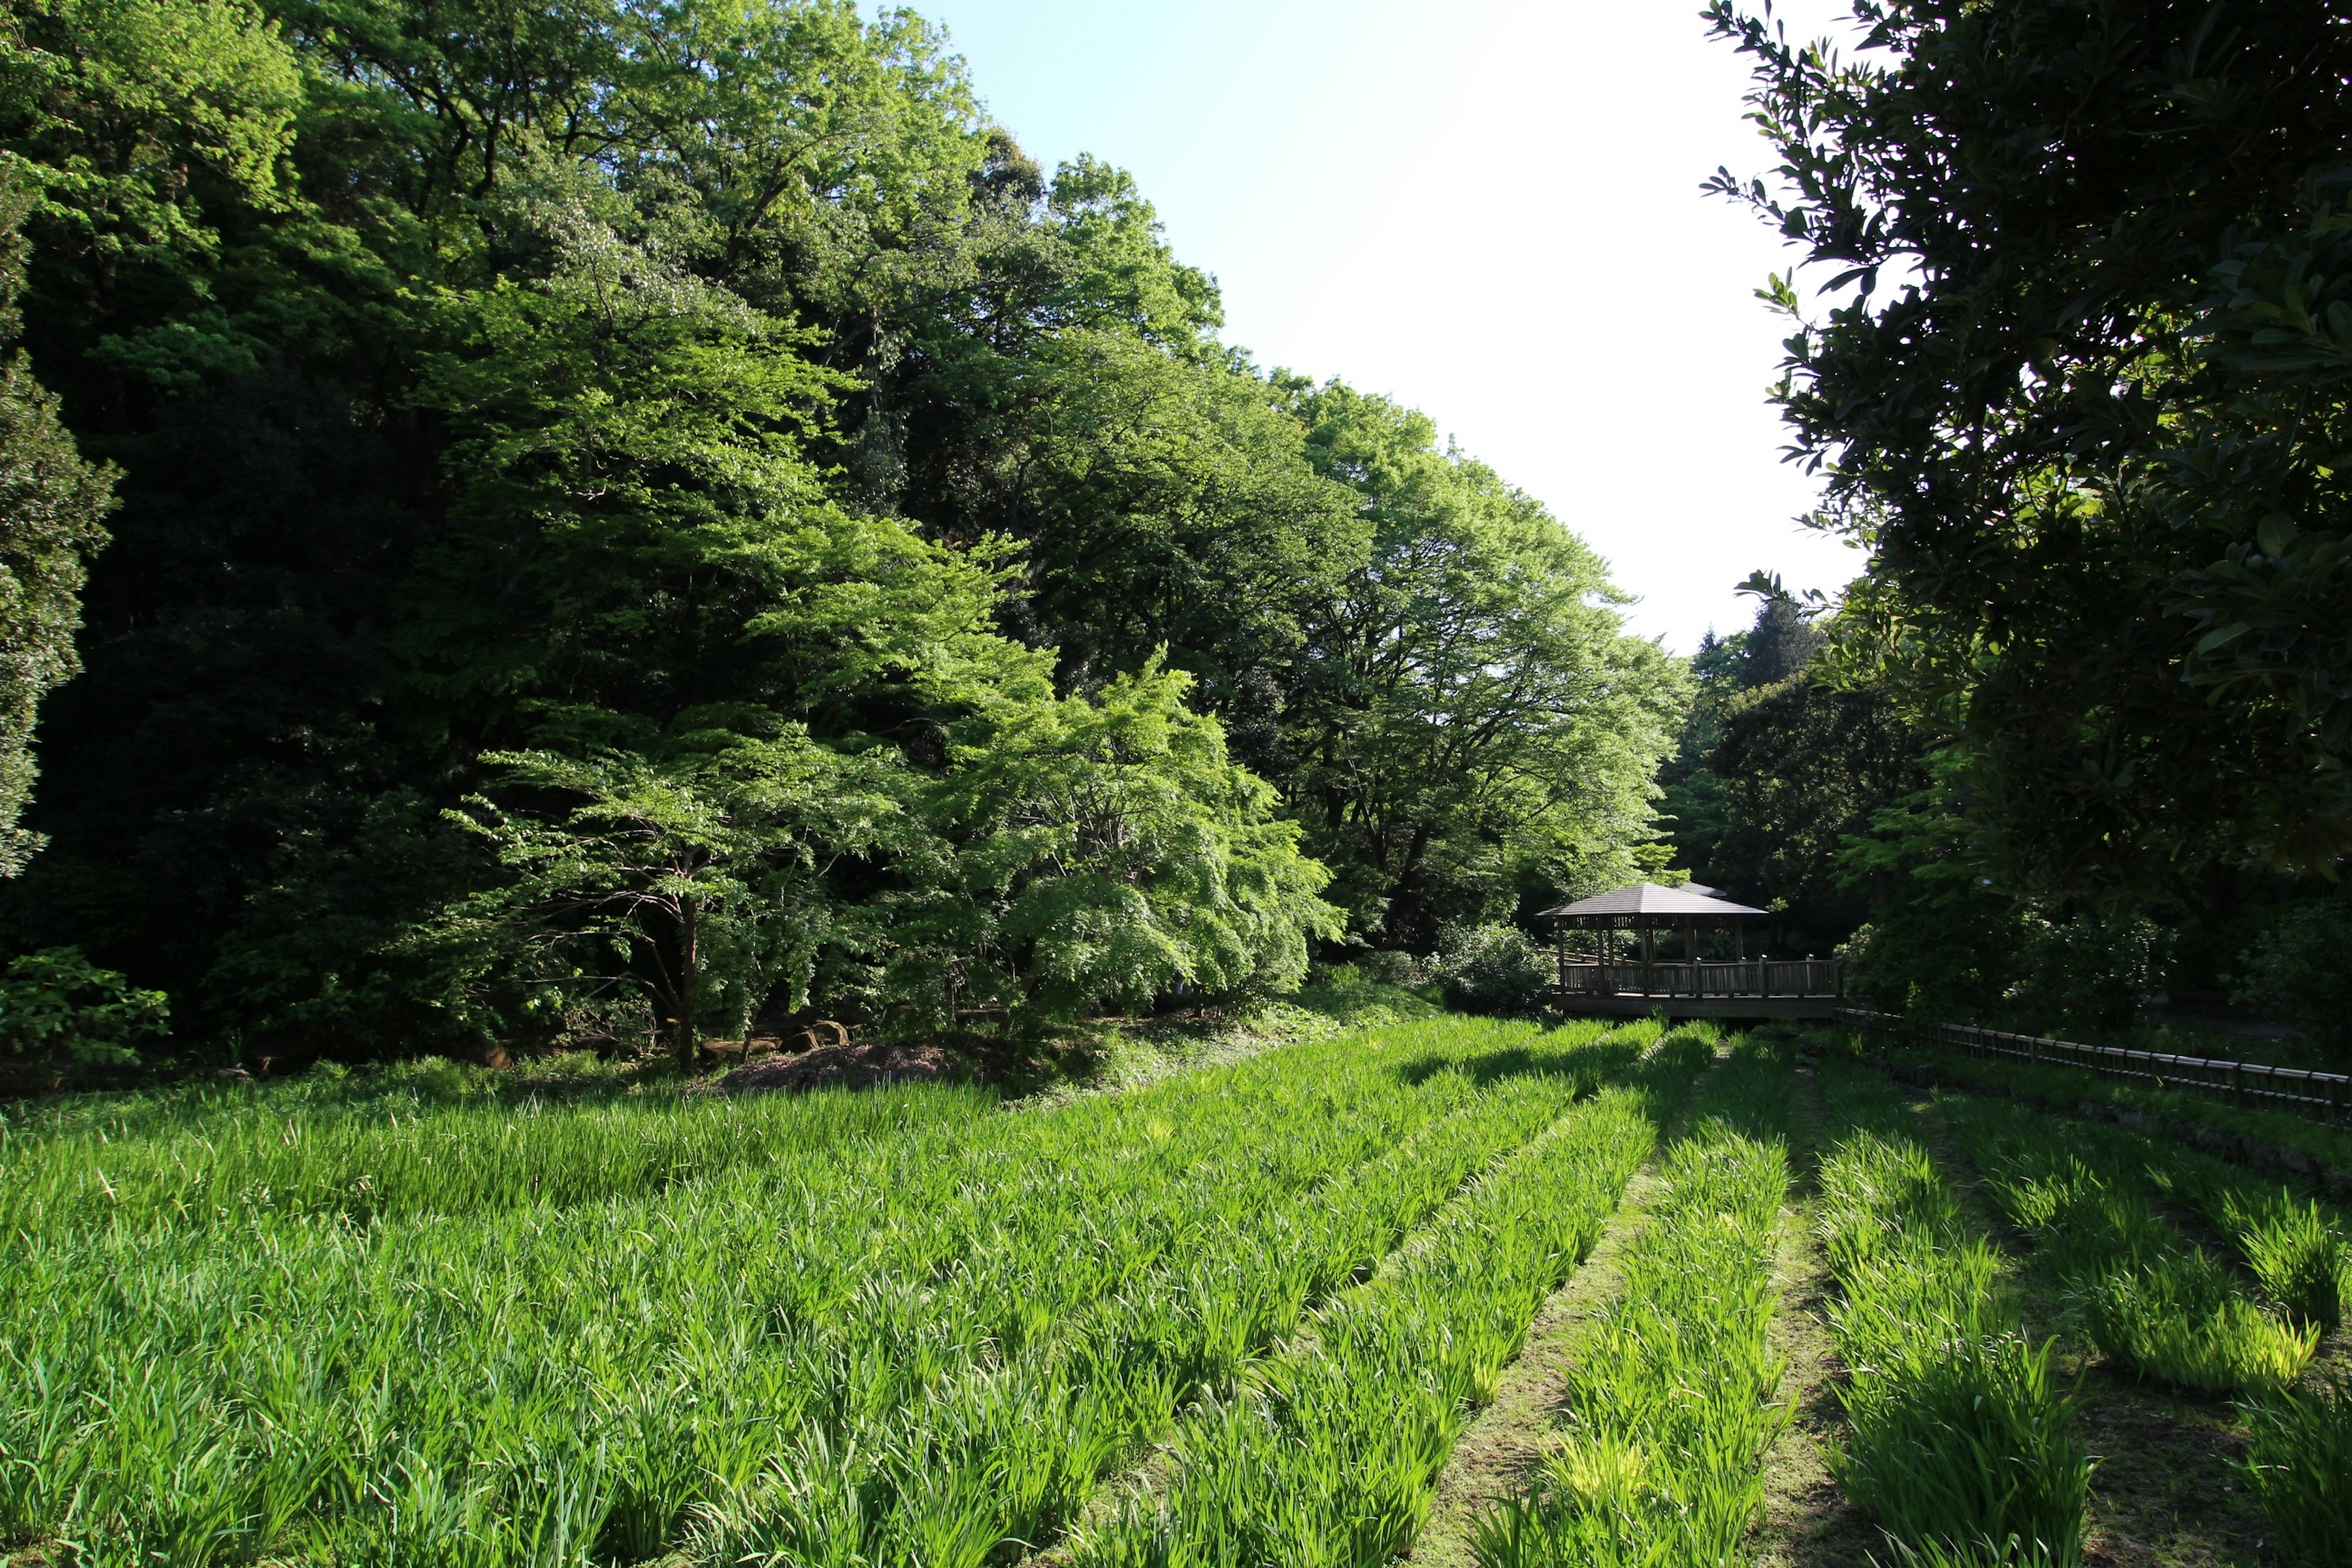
[{"x1": 1706, "y1": 0, "x2": 2352, "y2": 888}]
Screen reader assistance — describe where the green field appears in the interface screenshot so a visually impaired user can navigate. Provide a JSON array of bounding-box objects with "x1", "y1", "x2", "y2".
[
  {"x1": 0, "y1": 1014, "x2": 1683, "y2": 1566},
  {"x1": 6, "y1": 1020, "x2": 2351, "y2": 1567}
]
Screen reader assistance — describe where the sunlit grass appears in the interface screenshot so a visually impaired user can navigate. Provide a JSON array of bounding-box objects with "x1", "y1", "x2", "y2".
[
  {"x1": 0, "y1": 1014, "x2": 1657, "y2": 1565},
  {"x1": 1466, "y1": 1039, "x2": 1793, "y2": 1568},
  {"x1": 1946, "y1": 1098, "x2": 2318, "y2": 1395},
  {"x1": 1066, "y1": 1029, "x2": 1716, "y2": 1568},
  {"x1": 2242, "y1": 1374, "x2": 2352, "y2": 1567}
]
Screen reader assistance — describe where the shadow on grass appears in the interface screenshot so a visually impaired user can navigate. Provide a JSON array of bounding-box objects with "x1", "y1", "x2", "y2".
[{"x1": 1396, "y1": 1042, "x2": 1636, "y2": 1092}]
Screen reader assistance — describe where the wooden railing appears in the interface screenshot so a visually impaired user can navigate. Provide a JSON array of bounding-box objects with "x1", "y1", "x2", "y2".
[
  {"x1": 1558, "y1": 959, "x2": 1842, "y2": 999},
  {"x1": 1839, "y1": 1008, "x2": 2351, "y2": 1123}
]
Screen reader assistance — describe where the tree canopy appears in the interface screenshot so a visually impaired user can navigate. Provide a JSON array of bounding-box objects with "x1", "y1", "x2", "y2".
[
  {"x1": 1707, "y1": 0, "x2": 2352, "y2": 895},
  {"x1": 0, "y1": 0, "x2": 1678, "y2": 1054}
]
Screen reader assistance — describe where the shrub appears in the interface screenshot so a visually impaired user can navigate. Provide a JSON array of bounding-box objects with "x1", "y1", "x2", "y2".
[
  {"x1": 1433, "y1": 923, "x2": 1551, "y2": 1015},
  {"x1": 2234, "y1": 900, "x2": 2352, "y2": 1050},
  {"x1": 1357, "y1": 949, "x2": 1429, "y2": 988},
  {"x1": 2010, "y1": 911, "x2": 2165, "y2": 1031},
  {"x1": 0, "y1": 948, "x2": 170, "y2": 1065}
]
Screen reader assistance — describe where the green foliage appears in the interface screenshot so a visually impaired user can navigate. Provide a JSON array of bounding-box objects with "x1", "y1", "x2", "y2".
[
  {"x1": 0, "y1": 944, "x2": 168, "y2": 1062},
  {"x1": 1707, "y1": 0, "x2": 2352, "y2": 888},
  {"x1": 1711, "y1": 674, "x2": 1923, "y2": 909},
  {"x1": 2223, "y1": 1192, "x2": 2345, "y2": 1331},
  {"x1": 2242, "y1": 1376, "x2": 2352, "y2": 1568},
  {"x1": 1433, "y1": 921, "x2": 1551, "y2": 1016},
  {"x1": 0, "y1": 174, "x2": 113, "y2": 873},
  {"x1": 0, "y1": 1011, "x2": 1657, "y2": 1563},
  {"x1": 1280, "y1": 385, "x2": 1684, "y2": 944},
  {"x1": 1468, "y1": 1041, "x2": 1793, "y2": 1568},
  {"x1": 2233, "y1": 899, "x2": 2352, "y2": 1050},
  {"x1": 439, "y1": 737, "x2": 912, "y2": 1063},
  {"x1": 1838, "y1": 769, "x2": 2163, "y2": 1028},
  {"x1": 2082, "y1": 1255, "x2": 2316, "y2": 1395},
  {"x1": 1080, "y1": 1028, "x2": 1706, "y2": 1568},
  {"x1": 1951, "y1": 1098, "x2": 2318, "y2": 1395},
  {"x1": 1812, "y1": 1066, "x2": 2088, "y2": 1568},
  {"x1": 0, "y1": 0, "x2": 1656, "y2": 1052},
  {"x1": 932, "y1": 658, "x2": 1341, "y2": 1022}
]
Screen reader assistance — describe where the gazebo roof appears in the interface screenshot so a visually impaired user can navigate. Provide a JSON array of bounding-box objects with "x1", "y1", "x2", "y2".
[{"x1": 1536, "y1": 881, "x2": 1768, "y2": 920}]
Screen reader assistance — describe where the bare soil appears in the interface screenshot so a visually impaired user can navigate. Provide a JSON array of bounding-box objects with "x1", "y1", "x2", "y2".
[{"x1": 701, "y1": 1040, "x2": 958, "y2": 1094}]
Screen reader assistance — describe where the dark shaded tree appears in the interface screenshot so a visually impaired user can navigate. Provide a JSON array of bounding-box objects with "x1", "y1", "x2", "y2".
[{"x1": 1708, "y1": 0, "x2": 2352, "y2": 891}]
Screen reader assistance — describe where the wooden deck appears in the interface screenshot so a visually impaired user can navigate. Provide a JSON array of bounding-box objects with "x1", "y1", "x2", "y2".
[{"x1": 1555, "y1": 959, "x2": 1844, "y2": 1021}]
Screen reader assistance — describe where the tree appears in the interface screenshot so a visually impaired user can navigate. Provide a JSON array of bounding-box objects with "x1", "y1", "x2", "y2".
[
  {"x1": 1707, "y1": 0, "x2": 2352, "y2": 890},
  {"x1": 1699, "y1": 578, "x2": 1923, "y2": 911},
  {"x1": 926, "y1": 657, "x2": 1340, "y2": 1022},
  {"x1": 1711, "y1": 677, "x2": 1924, "y2": 908},
  {"x1": 1280, "y1": 385, "x2": 1685, "y2": 946},
  {"x1": 441, "y1": 737, "x2": 907, "y2": 1066},
  {"x1": 0, "y1": 0, "x2": 1662, "y2": 1057},
  {"x1": 0, "y1": 175, "x2": 113, "y2": 872}
]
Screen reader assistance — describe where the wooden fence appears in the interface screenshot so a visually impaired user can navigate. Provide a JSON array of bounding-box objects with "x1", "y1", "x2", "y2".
[
  {"x1": 1838, "y1": 1007, "x2": 2350, "y2": 1123},
  {"x1": 1559, "y1": 959, "x2": 1842, "y2": 999}
]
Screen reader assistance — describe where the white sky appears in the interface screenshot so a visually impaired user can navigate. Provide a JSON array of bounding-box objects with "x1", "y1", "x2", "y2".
[{"x1": 896, "y1": 0, "x2": 1869, "y2": 654}]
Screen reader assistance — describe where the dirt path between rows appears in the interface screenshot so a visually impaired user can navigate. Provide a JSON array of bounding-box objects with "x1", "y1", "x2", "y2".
[{"x1": 1402, "y1": 1158, "x2": 1667, "y2": 1567}]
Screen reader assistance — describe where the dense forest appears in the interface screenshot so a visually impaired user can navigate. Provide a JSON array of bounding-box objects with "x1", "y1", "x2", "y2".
[
  {"x1": 2, "y1": 0, "x2": 2349, "y2": 1066},
  {"x1": 0, "y1": 0, "x2": 1683, "y2": 1062},
  {"x1": 1679, "y1": 0, "x2": 2352, "y2": 1044}
]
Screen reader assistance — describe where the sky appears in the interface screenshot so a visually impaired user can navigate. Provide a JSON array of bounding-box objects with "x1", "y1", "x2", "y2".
[{"x1": 892, "y1": 0, "x2": 1868, "y2": 655}]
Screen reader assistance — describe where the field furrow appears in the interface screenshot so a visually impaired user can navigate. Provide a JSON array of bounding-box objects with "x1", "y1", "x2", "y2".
[
  {"x1": 1455, "y1": 1036, "x2": 1795, "y2": 1568},
  {"x1": 1064, "y1": 1030, "x2": 1717, "y2": 1568}
]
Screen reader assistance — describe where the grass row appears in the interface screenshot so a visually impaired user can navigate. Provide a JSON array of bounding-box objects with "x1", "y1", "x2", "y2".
[
  {"x1": 0, "y1": 1016, "x2": 1652, "y2": 1566},
  {"x1": 1811, "y1": 1060, "x2": 2089, "y2": 1567},
  {"x1": 1943, "y1": 1093, "x2": 2321, "y2": 1395},
  {"x1": 1059, "y1": 1030, "x2": 1716, "y2": 1568},
  {"x1": 1466, "y1": 1038, "x2": 1793, "y2": 1568},
  {"x1": 1927, "y1": 1085, "x2": 2352, "y2": 1565},
  {"x1": 1853, "y1": 1033, "x2": 2352, "y2": 1185}
]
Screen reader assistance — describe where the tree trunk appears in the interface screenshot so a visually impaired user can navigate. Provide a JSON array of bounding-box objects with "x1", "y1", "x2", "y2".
[{"x1": 675, "y1": 897, "x2": 700, "y2": 1070}]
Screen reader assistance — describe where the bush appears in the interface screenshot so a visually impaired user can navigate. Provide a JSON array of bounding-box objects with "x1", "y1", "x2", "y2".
[
  {"x1": 2234, "y1": 900, "x2": 2352, "y2": 1050},
  {"x1": 1434, "y1": 922, "x2": 1551, "y2": 1016},
  {"x1": 2010, "y1": 911, "x2": 2164, "y2": 1031},
  {"x1": 0, "y1": 948, "x2": 170, "y2": 1065},
  {"x1": 1357, "y1": 949, "x2": 1430, "y2": 989}
]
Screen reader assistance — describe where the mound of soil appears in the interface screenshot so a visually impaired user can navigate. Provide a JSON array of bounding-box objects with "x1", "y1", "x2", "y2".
[{"x1": 706, "y1": 1041, "x2": 957, "y2": 1094}]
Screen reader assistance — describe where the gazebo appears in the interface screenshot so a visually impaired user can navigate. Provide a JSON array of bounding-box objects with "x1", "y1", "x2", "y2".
[{"x1": 1536, "y1": 881, "x2": 1843, "y2": 1018}]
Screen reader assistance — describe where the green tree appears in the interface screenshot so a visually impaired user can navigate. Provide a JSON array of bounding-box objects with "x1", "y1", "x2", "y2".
[
  {"x1": 927, "y1": 657, "x2": 1339, "y2": 1022},
  {"x1": 442, "y1": 736, "x2": 908, "y2": 1066},
  {"x1": 1711, "y1": 677, "x2": 1923, "y2": 910},
  {"x1": 1281, "y1": 385, "x2": 1684, "y2": 946},
  {"x1": 0, "y1": 176, "x2": 113, "y2": 872},
  {"x1": 1708, "y1": 0, "x2": 2352, "y2": 889}
]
